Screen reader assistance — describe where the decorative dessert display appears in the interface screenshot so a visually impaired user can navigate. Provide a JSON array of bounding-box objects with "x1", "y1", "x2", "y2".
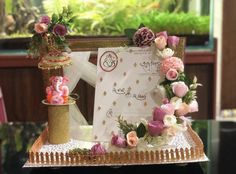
[
  {"x1": 28, "y1": 7, "x2": 75, "y2": 69},
  {"x1": 25, "y1": 17, "x2": 207, "y2": 166}
]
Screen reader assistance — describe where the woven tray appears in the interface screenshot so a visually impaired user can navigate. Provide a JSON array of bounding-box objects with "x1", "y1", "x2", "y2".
[{"x1": 23, "y1": 125, "x2": 208, "y2": 167}]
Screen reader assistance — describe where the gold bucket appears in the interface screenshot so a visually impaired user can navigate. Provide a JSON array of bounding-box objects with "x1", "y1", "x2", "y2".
[{"x1": 42, "y1": 99, "x2": 75, "y2": 144}]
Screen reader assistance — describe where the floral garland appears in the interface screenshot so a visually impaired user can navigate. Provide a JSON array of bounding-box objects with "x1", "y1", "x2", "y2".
[
  {"x1": 110, "y1": 27, "x2": 201, "y2": 149},
  {"x1": 28, "y1": 7, "x2": 75, "y2": 58}
]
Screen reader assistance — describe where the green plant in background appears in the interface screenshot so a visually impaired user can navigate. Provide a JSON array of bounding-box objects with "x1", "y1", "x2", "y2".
[
  {"x1": 42, "y1": 0, "x2": 210, "y2": 36},
  {"x1": 0, "y1": 123, "x2": 46, "y2": 174},
  {"x1": 2, "y1": 0, "x2": 210, "y2": 38}
]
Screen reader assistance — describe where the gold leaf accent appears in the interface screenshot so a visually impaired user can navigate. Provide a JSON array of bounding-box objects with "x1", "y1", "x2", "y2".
[{"x1": 144, "y1": 102, "x2": 147, "y2": 106}]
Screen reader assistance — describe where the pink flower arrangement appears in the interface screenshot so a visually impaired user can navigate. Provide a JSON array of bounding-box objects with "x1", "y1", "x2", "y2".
[
  {"x1": 28, "y1": 7, "x2": 75, "y2": 58},
  {"x1": 111, "y1": 27, "x2": 201, "y2": 148},
  {"x1": 160, "y1": 57, "x2": 184, "y2": 74}
]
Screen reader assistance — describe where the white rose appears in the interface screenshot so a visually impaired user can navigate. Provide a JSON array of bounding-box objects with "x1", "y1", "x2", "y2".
[
  {"x1": 163, "y1": 115, "x2": 177, "y2": 127},
  {"x1": 170, "y1": 97, "x2": 182, "y2": 110},
  {"x1": 156, "y1": 48, "x2": 174, "y2": 59}
]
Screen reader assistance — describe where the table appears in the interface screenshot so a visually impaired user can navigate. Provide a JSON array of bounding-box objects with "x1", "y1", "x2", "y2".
[{"x1": 0, "y1": 120, "x2": 235, "y2": 174}]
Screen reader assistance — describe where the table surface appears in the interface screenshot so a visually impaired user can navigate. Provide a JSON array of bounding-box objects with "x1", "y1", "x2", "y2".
[{"x1": 0, "y1": 120, "x2": 235, "y2": 174}]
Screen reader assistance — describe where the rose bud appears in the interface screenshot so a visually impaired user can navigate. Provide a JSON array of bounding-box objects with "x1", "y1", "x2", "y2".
[
  {"x1": 111, "y1": 134, "x2": 127, "y2": 148},
  {"x1": 153, "y1": 107, "x2": 166, "y2": 121},
  {"x1": 171, "y1": 81, "x2": 189, "y2": 98},
  {"x1": 126, "y1": 131, "x2": 139, "y2": 148},
  {"x1": 90, "y1": 143, "x2": 106, "y2": 156},
  {"x1": 34, "y1": 23, "x2": 48, "y2": 33},
  {"x1": 147, "y1": 120, "x2": 164, "y2": 136},
  {"x1": 161, "y1": 103, "x2": 175, "y2": 115},
  {"x1": 166, "y1": 68, "x2": 178, "y2": 81},
  {"x1": 39, "y1": 15, "x2": 51, "y2": 24}
]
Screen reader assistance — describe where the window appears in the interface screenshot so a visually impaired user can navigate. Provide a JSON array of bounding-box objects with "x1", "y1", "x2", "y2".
[{"x1": 0, "y1": 0, "x2": 213, "y2": 52}]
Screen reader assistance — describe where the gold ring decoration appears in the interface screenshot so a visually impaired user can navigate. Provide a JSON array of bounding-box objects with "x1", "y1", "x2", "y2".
[{"x1": 42, "y1": 98, "x2": 76, "y2": 106}]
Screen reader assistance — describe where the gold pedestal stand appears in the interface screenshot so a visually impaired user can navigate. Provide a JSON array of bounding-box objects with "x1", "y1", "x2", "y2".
[{"x1": 42, "y1": 99, "x2": 75, "y2": 144}]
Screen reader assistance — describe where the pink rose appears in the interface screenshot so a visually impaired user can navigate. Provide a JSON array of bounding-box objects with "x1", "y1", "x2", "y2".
[
  {"x1": 90, "y1": 143, "x2": 106, "y2": 155},
  {"x1": 153, "y1": 107, "x2": 166, "y2": 121},
  {"x1": 126, "y1": 131, "x2": 139, "y2": 148},
  {"x1": 168, "y1": 36, "x2": 180, "y2": 48},
  {"x1": 160, "y1": 57, "x2": 184, "y2": 74},
  {"x1": 161, "y1": 103, "x2": 175, "y2": 115},
  {"x1": 111, "y1": 134, "x2": 127, "y2": 148},
  {"x1": 166, "y1": 68, "x2": 178, "y2": 81},
  {"x1": 147, "y1": 120, "x2": 164, "y2": 136},
  {"x1": 39, "y1": 15, "x2": 51, "y2": 24},
  {"x1": 189, "y1": 100, "x2": 199, "y2": 113},
  {"x1": 162, "y1": 98, "x2": 170, "y2": 104},
  {"x1": 156, "y1": 31, "x2": 168, "y2": 40},
  {"x1": 154, "y1": 36, "x2": 167, "y2": 50},
  {"x1": 175, "y1": 103, "x2": 190, "y2": 116},
  {"x1": 34, "y1": 23, "x2": 48, "y2": 33},
  {"x1": 171, "y1": 82, "x2": 189, "y2": 98},
  {"x1": 53, "y1": 24, "x2": 67, "y2": 36}
]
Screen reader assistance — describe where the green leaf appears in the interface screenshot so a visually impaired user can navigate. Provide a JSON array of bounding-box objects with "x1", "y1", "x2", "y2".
[
  {"x1": 124, "y1": 28, "x2": 137, "y2": 40},
  {"x1": 136, "y1": 123, "x2": 147, "y2": 138},
  {"x1": 52, "y1": 13, "x2": 58, "y2": 23}
]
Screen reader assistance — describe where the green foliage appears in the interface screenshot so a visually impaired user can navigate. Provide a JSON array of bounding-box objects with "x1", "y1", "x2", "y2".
[
  {"x1": 0, "y1": 123, "x2": 46, "y2": 174},
  {"x1": 69, "y1": 148, "x2": 90, "y2": 155},
  {"x1": 117, "y1": 116, "x2": 137, "y2": 136},
  {"x1": 160, "y1": 73, "x2": 202, "y2": 104},
  {"x1": 43, "y1": 0, "x2": 210, "y2": 36},
  {"x1": 136, "y1": 123, "x2": 147, "y2": 138},
  {"x1": 117, "y1": 116, "x2": 147, "y2": 138}
]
